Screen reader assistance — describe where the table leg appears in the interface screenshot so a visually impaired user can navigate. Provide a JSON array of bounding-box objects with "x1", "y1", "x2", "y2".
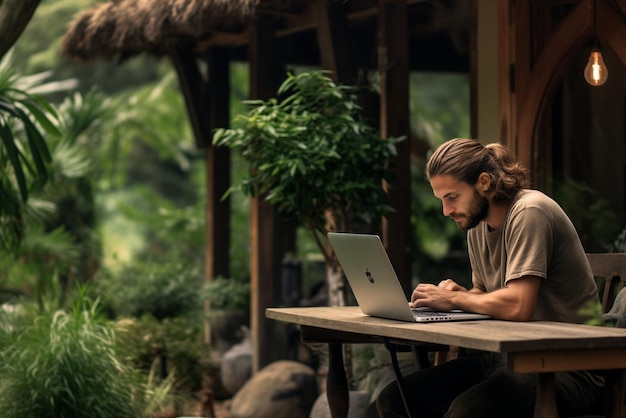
[
  {"x1": 327, "y1": 342, "x2": 349, "y2": 418},
  {"x1": 534, "y1": 373, "x2": 558, "y2": 418}
]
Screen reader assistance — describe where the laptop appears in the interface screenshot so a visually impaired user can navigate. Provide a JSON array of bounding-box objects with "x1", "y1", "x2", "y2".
[{"x1": 327, "y1": 232, "x2": 491, "y2": 323}]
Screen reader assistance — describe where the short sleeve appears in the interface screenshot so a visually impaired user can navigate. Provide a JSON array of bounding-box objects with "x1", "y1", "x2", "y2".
[{"x1": 503, "y1": 205, "x2": 553, "y2": 283}]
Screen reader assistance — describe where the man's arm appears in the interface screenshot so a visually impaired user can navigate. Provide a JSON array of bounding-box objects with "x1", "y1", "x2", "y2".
[{"x1": 411, "y1": 276, "x2": 542, "y2": 321}]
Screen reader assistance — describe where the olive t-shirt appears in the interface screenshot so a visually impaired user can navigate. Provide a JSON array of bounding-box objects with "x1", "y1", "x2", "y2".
[{"x1": 467, "y1": 189, "x2": 599, "y2": 323}]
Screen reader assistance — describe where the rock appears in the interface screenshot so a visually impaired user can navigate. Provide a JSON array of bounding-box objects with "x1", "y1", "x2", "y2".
[
  {"x1": 220, "y1": 327, "x2": 252, "y2": 395},
  {"x1": 230, "y1": 360, "x2": 318, "y2": 418},
  {"x1": 209, "y1": 310, "x2": 249, "y2": 356},
  {"x1": 309, "y1": 390, "x2": 378, "y2": 418}
]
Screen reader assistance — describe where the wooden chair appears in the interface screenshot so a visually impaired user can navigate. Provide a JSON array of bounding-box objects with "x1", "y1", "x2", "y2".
[
  {"x1": 570, "y1": 253, "x2": 626, "y2": 418},
  {"x1": 586, "y1": 253, "x2": 626, "y2": 314}
]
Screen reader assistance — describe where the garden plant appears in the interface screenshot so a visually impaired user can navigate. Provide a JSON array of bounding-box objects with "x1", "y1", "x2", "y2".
[{"x1": 213, "y1": 70, "x2": 403, "y2": 306}]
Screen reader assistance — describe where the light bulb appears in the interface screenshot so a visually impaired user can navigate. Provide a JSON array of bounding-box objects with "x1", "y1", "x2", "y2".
[{"x1": 584, "y1": 50, "x2": 608, "y2": 86}]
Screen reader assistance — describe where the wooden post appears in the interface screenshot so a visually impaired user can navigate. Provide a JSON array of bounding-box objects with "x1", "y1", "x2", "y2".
[
  {"x1": 378, "y1": 0, "x2": 412, "y2": 295},
  {"x1": 315, "y1": 0, "x2": 356, "y2": 85},
  {"x1": 249, "y1": 18, "x2": 287, "y2": 372},
  {"x1": 170, "y1": 45, "x2": 231, "y2": 346},
  {"x1": 206, "y1": 47, "x2": 232, "y2": 282}
]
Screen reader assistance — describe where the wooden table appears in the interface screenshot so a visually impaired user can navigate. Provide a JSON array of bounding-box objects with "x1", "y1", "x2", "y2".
[{"x1": 266, "y1": 306, "x2": 626, "y2": 418}]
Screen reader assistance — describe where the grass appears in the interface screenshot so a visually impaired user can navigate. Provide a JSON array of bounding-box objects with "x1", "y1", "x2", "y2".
[{"x1": 0, "y1": 295, "x2": 170, "y2": 418}]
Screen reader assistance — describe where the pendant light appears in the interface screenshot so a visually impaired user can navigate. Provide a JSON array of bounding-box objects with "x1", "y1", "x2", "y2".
[{"x1": 584, "y1": 0, "x2": 608, "y2": 86}]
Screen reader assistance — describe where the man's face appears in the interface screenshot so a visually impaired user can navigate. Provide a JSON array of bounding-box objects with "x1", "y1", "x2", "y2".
[{"x1": 429, "y1": 174, "x2": 489, "y2": 231}]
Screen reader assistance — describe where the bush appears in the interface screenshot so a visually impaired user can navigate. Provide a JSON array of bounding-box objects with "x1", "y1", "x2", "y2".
[
  {"x1": 117, "y1": 314, "x2": 212, "y2": 394},
  {"x1": 0, "y1": 296, "x2": 169, "y2": 418},
  {"x1": 204, "y1": 276, "x2": 251, "y2": 311},
  {"x1": 97, "y1": 260, "x2": 204, "y2": 320}
]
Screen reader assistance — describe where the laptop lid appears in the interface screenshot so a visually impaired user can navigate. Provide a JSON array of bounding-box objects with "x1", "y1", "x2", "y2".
[{"x1": 327, "y1": 232, "x2": 491, "y2": 323}]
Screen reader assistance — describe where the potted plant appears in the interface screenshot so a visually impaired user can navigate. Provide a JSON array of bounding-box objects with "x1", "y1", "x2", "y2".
[{"x1": 213, "y1": 70, "x2": 403, "y2": 306}]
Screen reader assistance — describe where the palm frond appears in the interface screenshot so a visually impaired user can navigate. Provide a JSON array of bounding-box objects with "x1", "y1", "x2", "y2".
[{"x1": 0, "y1": 53, "x2": 59, "y2": 252}]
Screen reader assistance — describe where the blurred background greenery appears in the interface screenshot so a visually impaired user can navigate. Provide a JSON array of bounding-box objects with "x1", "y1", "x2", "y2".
[
  {"x1": 6, "y1": 0, "x2": 474, "y2": 293},
  {"x1": 0, "y1": 0, "x2": 511, "y2": 416}
]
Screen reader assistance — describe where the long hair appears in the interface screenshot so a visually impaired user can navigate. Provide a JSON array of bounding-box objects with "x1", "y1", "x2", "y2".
[{"x1": 426, "y1": 138, "x2": 530, "y2": 203}]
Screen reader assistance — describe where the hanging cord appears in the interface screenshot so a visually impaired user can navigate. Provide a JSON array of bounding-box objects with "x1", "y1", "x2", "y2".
[
  {"x1": 592, "y1": 0, "x2": 598, "y2": 44},
  {"x1": 593, "y1": 0, "x2": 597, "y2": 36}
]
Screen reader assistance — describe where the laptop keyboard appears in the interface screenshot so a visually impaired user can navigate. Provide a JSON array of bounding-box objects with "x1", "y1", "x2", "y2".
[{"x1": 411, "y1": 309, "x2": 449, "y2": 320}]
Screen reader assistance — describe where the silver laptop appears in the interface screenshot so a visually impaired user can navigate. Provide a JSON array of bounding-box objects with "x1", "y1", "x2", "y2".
[{"x1": 327, "y1": 232, "x2": 491, "y2": 323}]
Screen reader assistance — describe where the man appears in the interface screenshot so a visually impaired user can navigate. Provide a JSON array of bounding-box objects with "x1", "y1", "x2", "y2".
[{"x1": 376, "y1": 138, "x2": 602, "y2": 418}]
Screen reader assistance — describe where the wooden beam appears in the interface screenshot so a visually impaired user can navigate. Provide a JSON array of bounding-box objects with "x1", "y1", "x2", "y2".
[
  {"x1": 171, "y1": 46, "x2": 232, "y2": 350},
  {"x1": 169, "y1": 43, "x2": 211, "y2": 148},
  {"x1": 470, "y1": 0, "x2": 478, "y2": 139},
  {"x1": 509, "y1": 348, "x2": 626, "y2": 373},
  {"x1": 194, "y1": 0, "x2": 429, "y2": 48},
  {"x1": 201, "y1": 48, "x2": 232, "y2": 348},
  {"x1": 498, "y1": 0, "x2": 515, "y2": 146},
  {"x1": 249, "y1": 18, "x2": 287, "y2": 372},
  {"x1": 205, "y1": 48, "x2": 231, "y2": 282},
  {"x1": 195, "y1": 28, "x2": 252, "y2": 49},
  {"x1": 315, "y1": 0, "x2": 356, "y2": 84},
  {"x1": 378, "y1": 0, "x2": 412, "y2": 296}
]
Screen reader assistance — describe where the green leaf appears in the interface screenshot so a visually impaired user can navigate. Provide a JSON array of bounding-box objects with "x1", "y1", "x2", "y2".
[
  {"x1": 18, "y1": 98, "x2": 60, "y2": 137},
  {"x1": 211, "y1": 69, "x2": 405, "y2": 246},
  {"x1": 0, "y1": 117, "x2": 29, "y2": 201}
]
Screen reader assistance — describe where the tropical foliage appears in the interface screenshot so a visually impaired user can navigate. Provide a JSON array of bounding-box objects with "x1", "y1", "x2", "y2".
[
  {"x1": 0, "y1": 41, "x2": 210, "y2": 414},
  {"x1": 0, "y1": 57, "x2": 106, "y2": 309},
  {"x1": 0, "y1": 57, "x2": 58, "y2": 254}
]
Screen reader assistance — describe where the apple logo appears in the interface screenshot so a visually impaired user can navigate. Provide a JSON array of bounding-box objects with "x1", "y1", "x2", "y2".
[{"x1": 365, "y1": 269, "x2": 375, "y2": 283}]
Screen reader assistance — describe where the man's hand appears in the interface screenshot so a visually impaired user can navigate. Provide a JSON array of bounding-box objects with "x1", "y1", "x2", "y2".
[
  {"x1": 410, "y1": 279, "x2": 467, "y2": 311},
  {"x1": 436, "y1": 278, "x2": 467, "y2": 291},
  {"x1": 410, "y1": 276, "x2": 542, "y2": 321}
]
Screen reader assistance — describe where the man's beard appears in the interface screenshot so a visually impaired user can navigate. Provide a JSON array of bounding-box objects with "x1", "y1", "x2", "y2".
[{"x1": 451, "y1": 189, "x2": 489, "y2": 231}]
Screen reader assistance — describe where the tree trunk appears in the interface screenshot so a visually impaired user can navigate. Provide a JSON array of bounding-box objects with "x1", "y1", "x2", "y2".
[
  {"x1": 327, "y1": 262, "x2": 347, "y2": 307},
  {"x1": 0, "y1": 0, "x2": 42, "y2": 59}
]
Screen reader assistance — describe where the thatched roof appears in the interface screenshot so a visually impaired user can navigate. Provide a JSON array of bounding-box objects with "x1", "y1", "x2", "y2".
[
  {"x1": 61, "y1": 0, "x2": 262, "y2": 61},
  {"x1": 61, "y1": 0, "x2": 471, "y2": 72}
]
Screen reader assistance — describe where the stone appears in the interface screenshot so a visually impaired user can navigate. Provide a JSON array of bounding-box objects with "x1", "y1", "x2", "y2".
[
  {"x1": 309, "y1": 390, "x2": 378, "y2": 418},
  {"x1": 230, "y1": 360, "x2": 318, "y2": 418},
  {"x1": 209, "y1": 310, "x2": 249, "y2": 356},
  {"x1": 220, "y1": 327, "x2": 252, "y2": 395}
]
